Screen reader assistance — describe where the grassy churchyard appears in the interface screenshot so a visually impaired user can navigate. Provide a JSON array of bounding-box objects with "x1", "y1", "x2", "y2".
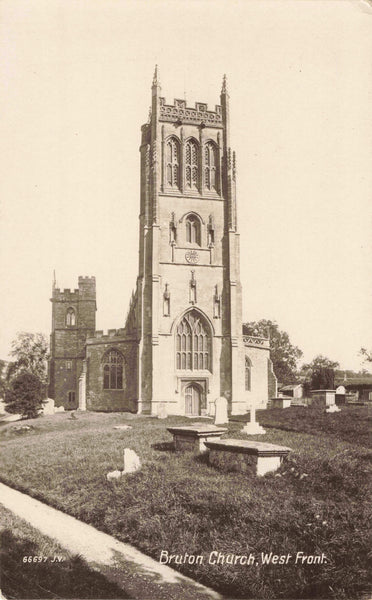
[
  {"x1": 0, "y1": 406, "x2": 371, "y2": 599},
  {"x1": 0, "y1": 505, "x2": 129, "y2": 599}
]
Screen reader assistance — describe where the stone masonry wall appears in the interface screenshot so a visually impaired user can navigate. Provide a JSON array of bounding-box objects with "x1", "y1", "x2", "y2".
[
  {"x1": 86, "y1": 338, "x2": 138, "y2": 412},
  {"x1": 209, "y1": 449, "x2": 257, "y2": 475}
]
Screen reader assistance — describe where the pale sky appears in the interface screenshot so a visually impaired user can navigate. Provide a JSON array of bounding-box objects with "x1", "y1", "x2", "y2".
[{"x1": 1, "y1": 0, "x2": 371, "y2": 371}]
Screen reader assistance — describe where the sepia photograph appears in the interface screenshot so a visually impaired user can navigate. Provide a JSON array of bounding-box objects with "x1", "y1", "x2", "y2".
[{"x1": 0, "y1": 1, "x2": 371, "y2": 599}]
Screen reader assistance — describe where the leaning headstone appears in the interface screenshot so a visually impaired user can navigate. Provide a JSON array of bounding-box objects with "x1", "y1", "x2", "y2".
[
  {"x1": 123, "y1": 448, "x2": 141, "y2": 473},
  {"x1": 157, "y1": 403, "x2": 168, "y2": 419},
  {"x1": 241, "y1": 404, "x2": 266, "y2": 435},
  {"x1": 214, "y1": 396, "x2": 228, "y2": 425},
  {"x1": 69, "y1": 411, "x2": 77, "y2": 420},
  {"x1": 106, "y1": 470, "x2": 122, "y2": 481}
]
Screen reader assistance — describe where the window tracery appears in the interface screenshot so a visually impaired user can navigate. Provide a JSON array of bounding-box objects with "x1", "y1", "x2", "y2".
[
  {"x1": 245, "y1": 356, "x2": 252, "y2": 391},
  {"x1": 176, "y1": 310, "x2": 211, "y2": 371},
  {"x1": 103, "y1": 350, "x2": 124, "y2": 390},
  {"x1": 166, "y1": 137, "x2": 180, "y2": 188},
  {"x1": 185, "y1": 214, "x2": 201, "y2": 246},
  {"x1": 185, "y1": 139, "x2": 199, "y2": 189},
  {"x1": 204, "y1": 142, "x2": 218, "y2": 191},
  {"x1": 66, "y1": 308, "x2": 76, "y2": 327}
]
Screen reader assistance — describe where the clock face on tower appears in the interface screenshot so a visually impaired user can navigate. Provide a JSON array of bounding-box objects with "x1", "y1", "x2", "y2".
[{"x1": 185, "y1": 250, "x2": 200, "y2": 264}]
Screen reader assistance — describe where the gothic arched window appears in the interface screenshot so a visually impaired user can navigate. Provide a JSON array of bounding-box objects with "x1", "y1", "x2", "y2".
[
  {"x1": 103, "y1": 350, "x2": 124, "y2": 390},
  {"x1": 245, "y1": 356, "x2": 252, "y2": 391},
  {"x1": 176, "y1": 311, "x2": 211, "y2": 371},
  {"x1": 185, "y1": 139, "x2": 199, "y2": 189},
  {"x1": 185, "y1": 214, "x2": 201, "y2": 246},
  {"x1": 166, "y1": 137, "x2": 180, "y2": 188},
  {"x1": 204, "y1": 142, "x2": 218, "y2": 191},
  {"x1": 66, "y1": 308, "x2": 76, "y2": 327}
]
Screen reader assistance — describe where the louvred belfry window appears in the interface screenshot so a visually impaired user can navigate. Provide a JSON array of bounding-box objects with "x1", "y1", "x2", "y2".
[
  {"x1": 185, "y1": 140, "x2": 199, "y2": 189},
  {"x1": 185, "y1": 214, "x2": 201, "y2": 246},
  {"x1": 66, "y1": 308, "x2": 76, "y2": 326},
  {"x1": 205, "y1": 142, "x2": 217, "y2": 191},
  {"x1": 103, "y1": 350, "x2": 124, "y2": 390},
  {"x1": 176, "y1": 310, "x2": 211, "y2": 371},
  {"x1": 166, "y1": 137, "x2": 180, "y2": 188}
]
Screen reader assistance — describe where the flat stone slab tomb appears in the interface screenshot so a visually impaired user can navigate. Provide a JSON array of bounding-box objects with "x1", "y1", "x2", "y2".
[
  {"x1": 167, "y1": 424, "x2": 227, "y2": 453},
  {"x1": 204, "y1": 439, "x2": 292, "y2": 476}
]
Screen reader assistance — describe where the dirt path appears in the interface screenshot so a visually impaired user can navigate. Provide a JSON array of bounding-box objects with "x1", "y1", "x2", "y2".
[{"x1": 0, "y1": 483, "x2": 223, "y2": 600}]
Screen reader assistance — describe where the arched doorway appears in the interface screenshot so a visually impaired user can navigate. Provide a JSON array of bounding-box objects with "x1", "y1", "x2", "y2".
[{"x1": 185, "y1": 383, "x2": 201, "y2": 416}]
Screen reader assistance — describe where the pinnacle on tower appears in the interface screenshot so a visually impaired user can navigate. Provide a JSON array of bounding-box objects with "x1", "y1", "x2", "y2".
[
  {"x1": 221, "y1": 74, "x2": 228, "y2": 94},
  {"x1": 152, "y1": 64, "x2": 160, "y2": 87}
]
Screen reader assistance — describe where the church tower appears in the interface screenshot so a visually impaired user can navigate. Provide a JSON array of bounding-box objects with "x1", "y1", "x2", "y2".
[
  {"x1": 136, "y1": 68, "x2": 247, "y2": 416},
  {"x1": 49, "y1": 276, "x2": 96, "y2": 408}
]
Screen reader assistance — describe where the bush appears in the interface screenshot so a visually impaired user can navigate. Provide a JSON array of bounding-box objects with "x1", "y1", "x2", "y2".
[{"x1": 5, "y1": 372, "x2": 45, "y2": 419}]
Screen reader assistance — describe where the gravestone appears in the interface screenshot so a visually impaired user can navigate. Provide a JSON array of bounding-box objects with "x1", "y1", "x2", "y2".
[
  {"x1": 214, "y1": 396, "x2": 228, "y2": 425},
  {"x1": 106, "y1": 470, "x2": 122, "y2": 481},
  {"x1": 205, "y1": 439, "x2": 292, "y2": 477},
  {"x1": 271, "y1": 397, "x2": 291, "y2": 409},
  {"x1": 241, "y1": 404, "x2": 266, "y2": 435},
  {"x1": 309, "y1": 390, "x2": 335, "y2": 408},
  {"x1": 157, "y1": 403, "x2": 168, "y2": 419},
  {"x1": 113, "y1": 425, "x2": 132, "y2": 430},
  {"x1": 167, "y1": 423, "x2": 227, "y2": 453},
  {"x1": 335, "y1": 385, "x2": 346, "y2": 406},
  {"x1": 123, "y1": 448, "x2": 141, "y2": 473}
]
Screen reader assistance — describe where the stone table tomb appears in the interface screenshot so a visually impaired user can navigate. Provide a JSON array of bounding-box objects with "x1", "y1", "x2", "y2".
[
  {"x1": 167, "y1": 423, "x2": 227, "y2": 453},
  {"x1": 204, "y1": 439, "x2": 292, "y2": 476}
]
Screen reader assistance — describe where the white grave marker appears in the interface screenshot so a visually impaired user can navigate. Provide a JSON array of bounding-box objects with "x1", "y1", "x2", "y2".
[
  {"x1": 214, "y1": 396, "x2": 228, "y2": 425},
  {"x1": 242, "y1": 403, "x2": 266, "y2": 435}
]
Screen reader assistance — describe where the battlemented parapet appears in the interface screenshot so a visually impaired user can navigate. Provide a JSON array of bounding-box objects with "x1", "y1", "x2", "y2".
[
  {"x1": 158, "y1": 97, "x2": 223, "y2": 127},
  {"x1": 87, "y1": 328, "x2": 127, "y2": 343},
  {"x1": 78, "y1": 276, "x2": 96, "y2": 298},
  {"x1": 243, "y1": 336, "x2": 270, "y2": 349}
]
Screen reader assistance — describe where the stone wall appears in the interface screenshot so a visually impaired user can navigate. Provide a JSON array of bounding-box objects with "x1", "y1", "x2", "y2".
[{"x1": 85, "y1": 337, "x2": 138, "y2": 412}]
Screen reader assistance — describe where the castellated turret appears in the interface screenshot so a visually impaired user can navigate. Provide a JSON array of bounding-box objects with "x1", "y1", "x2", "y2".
[{"x1": 48, "y1": 276, "x2": 96, "y2": 408}]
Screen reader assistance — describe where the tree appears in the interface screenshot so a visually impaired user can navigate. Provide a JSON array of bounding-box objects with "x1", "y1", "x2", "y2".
[
  {"x1": 0, "y1": 359, "x2": 7, "y2": 398},
  {"x1": 7, "y1": 332, "x2": 49, "y2": 383},
  {"x1": 243, "y1": 319, "x2": 303, "y2": 385},
  {"x1": 360, "y1": 347, "x2": 372, "y2": 364},
  {"x1": 5, "y1": 372, "x2": 45, "y2": 419},
  {"x1": 300, "y1": 355, "x2": 339, "y2": 390}
]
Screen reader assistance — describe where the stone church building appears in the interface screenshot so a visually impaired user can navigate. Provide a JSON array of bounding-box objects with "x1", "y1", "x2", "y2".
[{"x1": 48, "y1": 69, "x2": 277, "y2": 416}]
